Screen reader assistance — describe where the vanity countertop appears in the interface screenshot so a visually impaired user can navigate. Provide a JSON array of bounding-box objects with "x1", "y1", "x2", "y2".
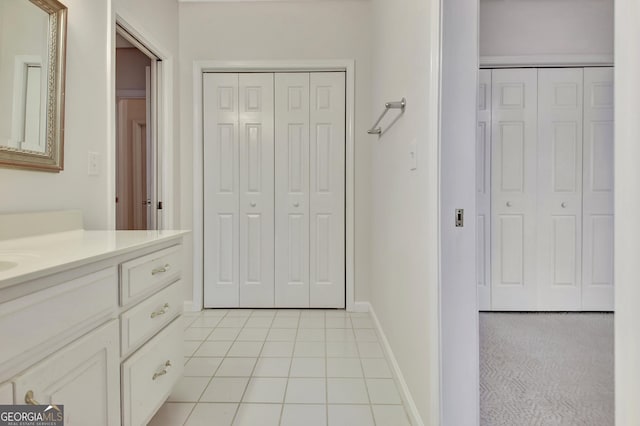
[{"x1": 0, "y1": 230, "x2": 189, "y2": 289}]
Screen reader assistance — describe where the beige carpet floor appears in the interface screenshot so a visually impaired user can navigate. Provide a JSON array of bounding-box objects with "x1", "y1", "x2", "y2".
[{"x1": 480, "y1": 313, "x2": 614, "y2": 426}]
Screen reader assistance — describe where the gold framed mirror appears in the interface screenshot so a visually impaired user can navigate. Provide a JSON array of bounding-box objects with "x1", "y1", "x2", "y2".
[{"x1": 0, "y1": 0, "x2": 67, "y2": 172}]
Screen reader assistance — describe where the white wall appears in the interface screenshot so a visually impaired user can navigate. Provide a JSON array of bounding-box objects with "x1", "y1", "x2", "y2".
[
  {"x1": 0, "y1": 0, "x2": 179, "y2": 231},
  {"x1": 369, "y1": 0, "x2": 439, "y2": 423},
  {"x1": 480, "y1": 0, "x2": 613, "y2": 57},
  {"x1": 0, "y1": 0, "x2": 110, "y2": 229},
  {"x1": 440, "y1": 0, "x2": 479, "y2": 422},
  {"x1": 116, "y1": 48, "x2": 150, "y2": 91},
  {"x1": 178, "y1": 0, "x2": 373, "y2": 303},
  {"x1": 615, "y1": 0, "x2": 640, "y2": 423}
]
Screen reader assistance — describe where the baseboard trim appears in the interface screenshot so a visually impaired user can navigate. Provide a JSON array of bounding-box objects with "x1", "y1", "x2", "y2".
[
  {"x1": 368, "y1": 302, "x2": 425, "y2": 426},
  {"x1": 350, "y1": 301, "x2": 370, "y2": 313},
  {"x1": 183, "y1": 300, "x2": 200, "y2": 312}
]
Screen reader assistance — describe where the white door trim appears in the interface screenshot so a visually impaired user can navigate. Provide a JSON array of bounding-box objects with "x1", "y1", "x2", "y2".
[
  {"x1": 480, "y1": 55, "x2": 614, "y2": 69},
  {"x1": 192, "y1": 60, "x2": 356, "y2": 311}
]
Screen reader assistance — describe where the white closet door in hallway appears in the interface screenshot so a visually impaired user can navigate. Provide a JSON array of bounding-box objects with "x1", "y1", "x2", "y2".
[
  {"x1": 204, "y1": 71, "x2": 345, "y2": 308},
  {"x1": 477, "y1": 69, "x2": 492, "y2": 310},
  {"x1": 491, "y1": 68, "x2": 538, "y2": 310},
  {"x1": 537, "y1": 68, "x2": 584, "y2": 310},
  {"x1": 582, "y1": 68, "x2": 614, "y2": 310},
  {"x1": 481, "y1": 67, "x2": 614, "y2": 311}
]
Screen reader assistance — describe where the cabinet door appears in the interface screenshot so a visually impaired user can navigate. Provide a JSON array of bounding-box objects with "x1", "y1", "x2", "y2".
[
  {"x1": 477, "y1": 69, "x2": 492, "y2": 310},
  {"x1": 309, "y1": 72, "x2": 346, "y2": 308},
  {"x1": 491, "y1": 69, "x2": 538, "y2": 310},
  {"x1": 0, "y1": 382, "x2": 12, "y2": 404},
  {"x1": 239, "y1": 73, "x2": 275, "y2": 308},
  {"x1": 13, "y1": 320, "x2": 120, "y2": 426},
  {"x1": 275, "y1": 73, "x2": 311, "y2": 307},
  {"x1": 582, "y1": 67, "x2": 614, "y2": 310},
  {"x1": 203, "y1": 73, "x2": 240, "y2": 308},
  {"x1": 537, "y1": 68, "x2": 584, "y2": 310}
]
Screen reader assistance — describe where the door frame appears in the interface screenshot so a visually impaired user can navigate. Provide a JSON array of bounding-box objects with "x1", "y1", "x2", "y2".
[
  {"x1": 191, "y1": 60, "x2": 356, "y2": 311},
  {"x1": 109, "y1": 11, "x2": 176, "y2": 230}
]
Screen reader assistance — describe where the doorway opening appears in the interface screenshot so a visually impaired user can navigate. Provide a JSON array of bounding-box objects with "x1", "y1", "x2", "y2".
[
  {"x1": 475, "y1": 34, "x2": 615, "y2": 426},
  {"x1": 115, "y1": 25, "x2": 161, "y2": 230}
]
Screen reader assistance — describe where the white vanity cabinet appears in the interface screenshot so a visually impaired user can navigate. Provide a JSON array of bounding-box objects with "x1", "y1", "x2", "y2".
[{"x1": 0, "y1": 227, "x2": 188, "y2": 426}]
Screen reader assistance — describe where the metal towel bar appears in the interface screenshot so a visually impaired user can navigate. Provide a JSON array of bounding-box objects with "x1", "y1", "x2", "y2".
[{"x1": 368, "y1": 98, "x2": 406, "y2": 135}]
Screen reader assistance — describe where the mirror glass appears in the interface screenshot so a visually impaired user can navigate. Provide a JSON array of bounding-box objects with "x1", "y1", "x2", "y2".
[{"x1": 0, "y1": 0, "x2": 66, "y2": 172}]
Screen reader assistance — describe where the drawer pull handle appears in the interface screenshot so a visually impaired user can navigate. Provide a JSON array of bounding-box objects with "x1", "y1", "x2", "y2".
[
  {"x1": 151, "y1": 264, "x2": 171, "y2": 275},
  {"x1": 25, "y1": 390, "x2": 40, "y2": 405},
  {"x1": 152, "y1": 360, "x2": 172, "y2": 380},
  {"x1": 150, "y1": 303, "x2": 170, "y2": 319}
]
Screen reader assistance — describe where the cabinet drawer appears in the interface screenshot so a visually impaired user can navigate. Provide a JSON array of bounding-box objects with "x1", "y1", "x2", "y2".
[
  {"x1": 121, "y1": 317, "x2": 183, "y2": 426},
  {"x1": 120, "y1": 245, "x2": 182, "y2": 306},
  {"x1": 120, "y1": 280, "x2": 183, "y2": 357},
  {"x1": 0, "y1": 267, "x2": 117, "y2": 369}
]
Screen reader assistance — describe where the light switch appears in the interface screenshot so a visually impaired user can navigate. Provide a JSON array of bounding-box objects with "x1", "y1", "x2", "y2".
[
  {"x1": 409, "y1": 139, "x2": 418, "y2": 171},
  {"x1": 88, "y1": 151, "x2": 99, "y2": 176}
]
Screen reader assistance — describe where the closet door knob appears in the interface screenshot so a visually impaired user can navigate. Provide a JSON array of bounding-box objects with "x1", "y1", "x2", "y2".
[
  {"x1": 293, "y1": 202, "x2": 299, "y2": 207},
  {"x1": 506, "y1": 201, "x2": 512, "y2": 207},
  {"x1": 561, "y1": 202, "x2": 567, "y2": 208},
  {"x1": 250, "y1": 202, "x2": 256, "y2": 207}
]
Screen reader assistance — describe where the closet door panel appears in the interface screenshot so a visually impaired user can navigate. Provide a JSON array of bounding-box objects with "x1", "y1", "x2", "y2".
[
  {"x1": 537, "y1": 68, "x2": 583, "y2": 310},
  {"x1": 582, "y1": 67, "x2": 614, "y2": 310},
  {"x1": 309, "y1": 72, "x2": 345, "y2": 308},
  {"x1": 239, "y1": 73, "x2": 275, "y2": 307},
  {"x1": 491, "y1": 69, "x2": 538, "y2": 310},
  {"x1": 477, "y1": 69, "x2": 492, "y2": 310},
  {"x1": 275, "y1": 73, "x2": 311, "y2": 307},
  {"x1": 203, "y1": 73, "x2": 240, "y2": 308}
]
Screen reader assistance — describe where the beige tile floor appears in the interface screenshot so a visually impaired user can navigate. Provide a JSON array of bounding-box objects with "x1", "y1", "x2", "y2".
[{"x1": 148, "y1": 309, "x2": 412, "y2": 426}]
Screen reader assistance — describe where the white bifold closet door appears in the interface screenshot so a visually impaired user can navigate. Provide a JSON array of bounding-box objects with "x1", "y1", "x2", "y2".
[
  {"x1": 484, "y1": 67, "x2": 614, "y2": 311},
  {"x1": 204, "y1": 71, "x2": 345, "y2": 308},
  {"x1": 275, "y1": 73, "x2": 346, "y2": 308},
  {"x1": 275, "y1": 73, "x2": 311, "y2": 307},
  {"x1": 203, "y1": 73, "x2": 241, "y2": 308},
  {"x1": 476, "y1": 69, "x2": 492, "y2": 310},
  {"x1": 582, "y1": 68, "x2": 614, "y2": 310},
  {"x1": 537, "y1": 68, "x2": 584, "y2": 310},
  {"x1": 309, "y1": 73, "x2": 346, "y2": 307},
  {"x1": 203, "y1": 73, "x2": 275, "y2": 308},
  {"x1": 491, "y1": 68, "x2": 538, "y2": 310}
]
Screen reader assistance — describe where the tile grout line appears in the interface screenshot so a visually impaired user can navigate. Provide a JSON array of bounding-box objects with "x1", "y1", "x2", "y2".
[
  {"x1": 228, "y1": 309, "x2": 262, "y2": 426},
  {"x1": 278, "y1": 309, "x2": 301, "y2": 426},
  {"x1": 324, "y1": 311, "x2": 329, "y2": 426},
  {"x1": 173, "y1": 309, "x2": 409, "y2": 426},
  {"x1": 179, "y1": 310, "x2": 208, "y2": 426},
  {"x1": 182, "y1": 310, "x2": 230, "y2": 425},
  {"x1": 354, "y1": 312, "x2": 378, "y2": 426}
]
